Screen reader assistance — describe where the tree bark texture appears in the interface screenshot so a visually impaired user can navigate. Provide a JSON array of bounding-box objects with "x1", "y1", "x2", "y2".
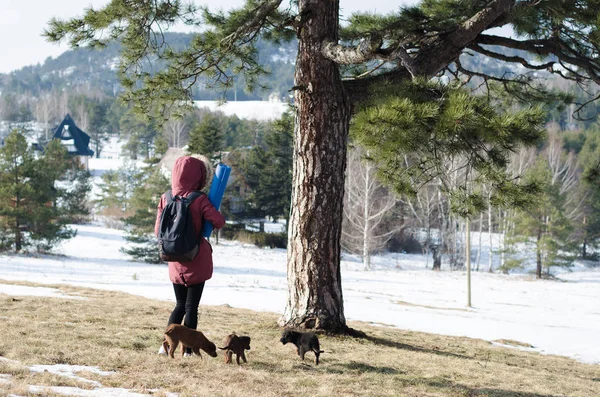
[{"x1": 280, "y1": 0, "x2": 351, "y2": 331}]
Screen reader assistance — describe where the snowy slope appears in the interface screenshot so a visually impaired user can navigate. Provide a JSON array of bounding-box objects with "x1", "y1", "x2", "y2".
[{"x1": 1, "y1": 223, "x2": 599, "y2": 365}]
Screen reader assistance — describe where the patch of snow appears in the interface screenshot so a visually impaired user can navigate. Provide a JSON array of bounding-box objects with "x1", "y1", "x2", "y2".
[
  {"x1": 1, "y1": 358, "x2": 176, "y2": 397},
  {"x1": 98, "y1": 136, "x2": 124, "y2": 160},
  {"x1": 194, "y1": 100, "x2": 289, "y2": 121},
  {"x1": 29, "y1": 364, "x2": 114, "y2": 387},
  {"x1": 0, "y1": 284, "x2": 85, "y2": 300},
  {"x1": 28, "y1": 385, "x2": 151, "y2": 397}
]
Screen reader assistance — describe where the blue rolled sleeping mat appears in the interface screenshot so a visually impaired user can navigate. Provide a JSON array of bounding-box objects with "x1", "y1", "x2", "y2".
[{"x1": 202, "y1": 163, "x2": 231, "y2": 238}]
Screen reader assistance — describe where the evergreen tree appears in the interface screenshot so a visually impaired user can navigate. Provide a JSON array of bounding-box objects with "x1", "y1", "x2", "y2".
[
  {"x1": 120, "y1": 109, "x2": 158, "y2": 160},
  {"x1": 48, "y1": 0, "x2": 600, "y2": 332},
  {"x1": 241, "y1": 111, "x2": 294, "y2": 224},
  {"x1": 27, "y1": 140, "x2": 77, "y2": 252},
  {"x1": 223, "y1": 114, "x2": 253, "y2": 149},
  {"x1": 511, "y1": 158, "x2": 576, "y2": 277},
  {"x1": 241, "y1": 145, "x2": 268, "y2": 219},
  {"x1": 95, "y1": 160, "x2": 143, "y2": 219},
  {"x1": 121, "y1": 166, "x2": 170, "y2": 263},
  {"x1": 60, "y1": 161, "x2": 93, "y2": 224},
  {"x1": 95, "y1": 170, "x2": 124, "y2": 216},
  {"x1": 187, "y1": 112, "x2": 226, "y2": 163},
  {"x1": 0, "y1": 131, "x2": 87, "y2": 252},
  {"x1": 0, "y1": 130, "x2": 37, "y2": 251},
  {"x1": 578, "y1": 128, "x2": 600, "y2": 258},
  {"x1": 262, "y1": 112, "x2": 293, "y2": 224},
  {"x1": 153, "y1": 134, "x2": 169, "y2": 159}
]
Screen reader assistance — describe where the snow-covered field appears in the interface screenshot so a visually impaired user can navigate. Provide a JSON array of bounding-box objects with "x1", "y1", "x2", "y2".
[{"x1": 1, "y1": 222, "x2": 599, "y2": 366}]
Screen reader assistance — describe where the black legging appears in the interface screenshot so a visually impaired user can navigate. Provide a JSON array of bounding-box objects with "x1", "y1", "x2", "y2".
[{"x1": 168, "y1": 282, "x2": 205, "y2": 330}]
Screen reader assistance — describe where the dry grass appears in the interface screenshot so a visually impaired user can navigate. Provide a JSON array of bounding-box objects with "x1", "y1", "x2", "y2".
[{"x1": 0, "y1": 281, "x2": 599, "y2": 397}]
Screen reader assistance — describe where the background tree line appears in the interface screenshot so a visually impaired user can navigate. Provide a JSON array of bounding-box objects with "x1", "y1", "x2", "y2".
[{"x1": 1, "y1": 80, "x2": 599, "y2": 274}]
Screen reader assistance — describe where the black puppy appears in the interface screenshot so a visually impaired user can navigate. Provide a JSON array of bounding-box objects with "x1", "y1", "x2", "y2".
[{"x1": 280, "y1": 330, "x2": 324, "y2": 365}]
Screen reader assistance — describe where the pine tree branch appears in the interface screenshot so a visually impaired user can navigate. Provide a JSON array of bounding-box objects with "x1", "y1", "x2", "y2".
[
  {"x1": 573, "y1": 92, "x2": 600, "y2": 121},
  {"x1": 474, "y1": 34, "x2": 600, "y2": 84},
  {"x1": 415, "y1": 0, "x2": 516, "y2": 78},
  {"x1": 321, "y1": 35, "x2": 384, "y2": 64},
  {"x1": 343, "y1": 68, "x2": 412, "y2": 107},
  {"x1": 474, "y1": 34, "x2": 555, "y2": 55},
  {"x1": 220, "y1": 0, "x2": 285, "y2": 46},
  {"x1": 342, "y1": 0, "x2": 516, "y2": 105},
  {"x1": 467, "y1": 43, "x2": 555, "y2": 70}
]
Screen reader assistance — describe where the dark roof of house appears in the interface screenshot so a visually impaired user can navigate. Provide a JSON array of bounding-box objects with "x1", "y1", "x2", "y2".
[{"x1": 53, "y1": 114, "x2": 94, "y2": 156}]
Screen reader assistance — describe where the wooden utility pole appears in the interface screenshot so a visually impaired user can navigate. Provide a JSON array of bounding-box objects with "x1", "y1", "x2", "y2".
[{"x1": 466, "y1": 217, "x2": 472, "y2": 307}]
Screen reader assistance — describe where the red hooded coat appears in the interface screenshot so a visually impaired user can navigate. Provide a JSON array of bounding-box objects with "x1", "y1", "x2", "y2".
[{"x1": 155, "y1": 156, "x2": 225, "y2": 286}]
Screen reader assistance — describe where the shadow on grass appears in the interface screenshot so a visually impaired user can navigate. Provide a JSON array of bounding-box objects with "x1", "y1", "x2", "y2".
[
  {"x1": 328, "y1": 361, "x2": 402, "y2": 375},
  {"x1": 363, "y1": 334, "x2": 471, "y2": 360},
  {"x1": 424, "y1": 377, "x2": 564, "y2": 397},
  {"x1": 250, "y1": 360, "x2": 285, "y2": 372},
  {"x1": 469, "y1": 390, "x2": 561, "y2": 397}
]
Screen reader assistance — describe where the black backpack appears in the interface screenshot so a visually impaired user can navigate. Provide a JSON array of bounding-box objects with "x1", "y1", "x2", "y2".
[{"x1": 158, "y1": 190, "x2": 204, "y2": 262}]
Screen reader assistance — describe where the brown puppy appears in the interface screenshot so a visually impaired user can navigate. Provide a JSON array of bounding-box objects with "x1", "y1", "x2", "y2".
[
  {"x1": 218, "y1": 334, "x2": 251, "y2": 364},
  {"x1": 280, "y1": 330, "x2": 324, "y2": 365},
  {"x1": 163, "y1": 324, "x2": 218, "y2": 359}
]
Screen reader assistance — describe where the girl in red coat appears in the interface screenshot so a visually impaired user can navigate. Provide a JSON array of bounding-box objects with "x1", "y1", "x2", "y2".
[{"x1": 155, "y1": 156, "x2": 225, "y2": 353}]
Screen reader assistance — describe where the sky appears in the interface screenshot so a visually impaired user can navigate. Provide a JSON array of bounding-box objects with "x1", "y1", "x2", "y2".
[{"x1": 0, "y1": 0, "x2": 417, "y2": 74}]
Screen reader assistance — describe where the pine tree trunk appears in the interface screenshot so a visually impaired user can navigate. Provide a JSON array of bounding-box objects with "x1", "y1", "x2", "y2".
[
  {"x1": 536, "y1": 225, "x2": 542, "y2": 279},
  {"x1": 500, "y1": 209, "x2": 507, "y2": 269},
  {"x1": 15, "y1": 217, "x2": 22, "y2": 252},
  {"x1": 432, "y1": 246, "x2": 441, "y2": 271},
  {"x1": 582, "y1": 216, "x2": 587, "y2": 258},
  {"x1": 280, "y1": 0, "x2": 350, "y2": 332},
  {"x1": 14, "y1": 167, "x2": 22, "y2": 252},
  {"x1": 476, "y1": 212, "x2": 483, "y2": 271},
  {"x1": 437, "y1": 190, "x2": 446, "y2": 270}
]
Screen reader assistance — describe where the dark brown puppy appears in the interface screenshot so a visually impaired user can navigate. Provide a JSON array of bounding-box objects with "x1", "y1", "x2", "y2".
[
  {"x1": 163, "y1": 324, "x2": 218, "y2": 359},
  {"x1": 280, "y1": 330, "x2": 324, "y2": 365},
  {"x1": 218, "y1": 334, "x2": 251, "y2": 364}
]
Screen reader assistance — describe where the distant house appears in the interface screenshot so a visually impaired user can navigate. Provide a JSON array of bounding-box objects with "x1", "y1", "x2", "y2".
[{"x1": 53, "y1": 114, "x2": 94, "y2": 168}]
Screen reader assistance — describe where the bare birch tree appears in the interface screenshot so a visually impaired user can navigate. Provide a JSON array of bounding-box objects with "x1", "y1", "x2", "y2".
[
  {"x1": 163, "y1": 117, "x2": 190, "y2": 148},
  {"x1": 342, "y1": 146, "x2": 398, "y2": 270},
  {"x1": 33, "y1": 94, "x2": 56, "y2": 141},
  {"x1": 545, "y1": 130, "x2": 583, "y2": 220}
]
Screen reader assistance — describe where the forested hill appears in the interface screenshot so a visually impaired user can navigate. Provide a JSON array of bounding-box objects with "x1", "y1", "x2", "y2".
[
  {"x1": 2, "y1": 33, "x2": 599, "y2": 126},
  {"x1": 0, "y1": 32, "x2": 296, "y2": 101},
  {"x1": 0, "y1": 32, "x2": 542, "y2": 101}
]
